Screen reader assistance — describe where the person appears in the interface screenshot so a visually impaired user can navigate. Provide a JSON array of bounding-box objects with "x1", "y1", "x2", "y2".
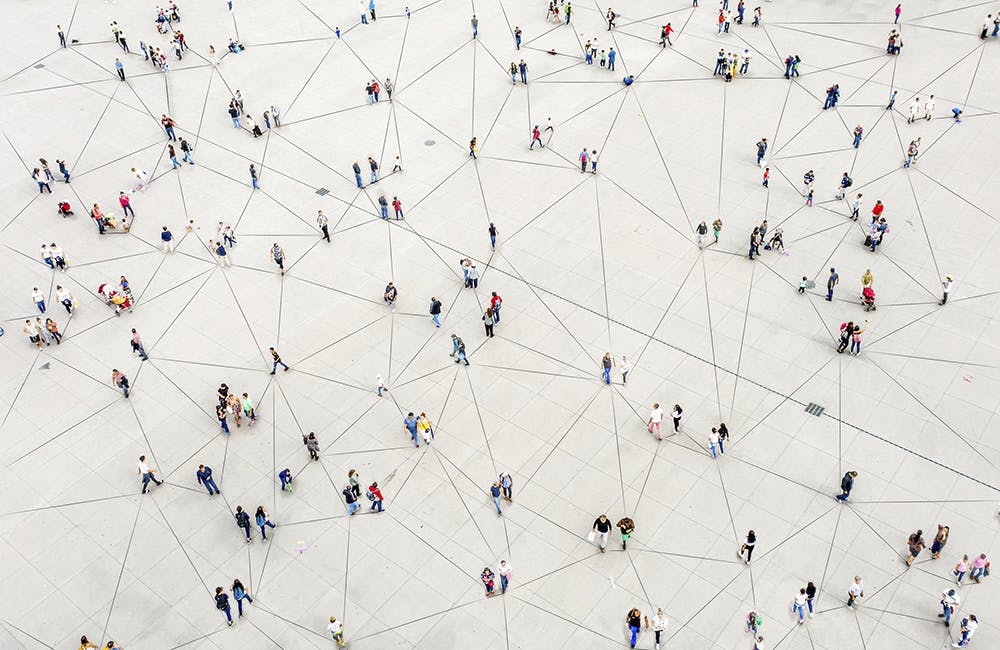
[
  {"x1": 805, "y1": 581, "x2": 817, "y2": 618},
  {"x1": 481, "y1": 567, "x2": 496, "y2": 596},
  {"x1": 647, "y1": 608, "x2": 667, "y2": 650},
  {"x1": 79, "y1": 635, "x2": 98, "y2": 649},
  {"x1": 197, "y1": 464, "x2": 220, "y2": 496},
  {"x1": 847, "y1": 575, "x2": 864, "y2": 610},
  {"x1": 940, "y1": 276, "x2": 953, "y2": 305},
  {"x1": 671, "y1": 404, "x2": 683, "y2": 432},
  {"x1": 601, "y1": 352, "x2": 614, "y2": 384},
  {"x1": 343, "y1": 484, "x2": 359, "y2": 515},
  {"x1": 403, "y1": 412, "x2": 420, "y2": 447},
  {"x1": 592, "y1": 514, "x2": 613, "y2": 552},
  {"x1": 648, "y1": 403, "x2": 664, "y2": 440},
  {"x1": 792, "y1": 588, "x2": 807, "y2": 624},
  {"x1": 836, "y1": 470, "x2": 857, "y2": 500},
  {"x1": 483, "y1": 307, "x2": 495, "y2": 337},
  {"x1": 279, "y1": 468, "x2": 294, "y2": 492},
  {"x1": 617, "y1": 516, "x2": 634, "y2": 549},
  {"x1": 499, "y1": 472, "x2": 513, "y2": 501},
  {"x1": 490, "y1": 481, "x2": 503, "y2": 514},
  {"x1": 906, "y1": 530, "x2": 926, "y2": 566},
  {"x1": 745, "y1": 610, "x2": 761, "y2": 634},
  {"x1": 930, "y1": 525, "x2": 949, "y2": 559},
  {"x1": 622, "y1": 74, "x2": 634, "y2": 86},
  {"x1": 327, "y1": 616, "x2": 346, "y2": 646},
  {"x1": 490, "y1": 291, "x2": 502, "y2": 322},
  {"x1": 269, "y1": 346, "x2": 289, "y2": 373},
  {"x1": 303, "y1": 432, "x2": 320, "y2": 460},
  {"x1": 417, "y1": 412, "x2": 434, "y2": 443},
  {"x1": 368, "y1": 481, "x2": 384, "y2": 512},
  {"x1": 112, "y1": 369, "x2": 130, "y2": 398},
  {"x1": 215, "y1": 587, "x2": 234, "y2": 626},
  {"x1": 626, "y1": 608, "x2": 642, "y2": 648},
  {"x1": 954, "y1": 554, "x2": 970, "y2": 584},
  {"x1": 708, "y1": 427, "x2": 720, "y2": 458},
  {"x1": 234, "y1": 506, "x2": 252, "y2": 543},
  {"x1": 849, "y1": 321, "x2": 867, "y2": 355},
  {"x1": 954, "y1": 615, "x2": 978, "y2": 647},
  {"x1": 384, "y1": 282, "x2": 397, "y2": 310},
  {"x1": 969, "y1": 552, "x2": 988, "y2": 582},
  {"x1": 940, "y1": 588, "x2": 960, "y2": 627},
  {"x1": 717, "y1": 422, "x2": 728, "y2": 453},
  {"x1": 255, "y1": 506, "x2": 276, "y2": 539},
  {"x1": 454, "y1": 337, "x2": 469, "y2": 365},
  {"x1": 489, "y1": 222, "x2": 498, "y2": 249},
  {"x1": 739, "y1": 530, "x2": 756, "y2": 564},
  {"x1": 137, "y1": 455, "x2": 163, "y2": 493},
  {"x1": 497, "y1": 560, "x2": 512, "y2": 593},
  {"x1": 232, "y1": 579, "x2": 253, "y2": 618},
  {"x1": 620, "y1": 355, "x2": 631, "y2": 383}
]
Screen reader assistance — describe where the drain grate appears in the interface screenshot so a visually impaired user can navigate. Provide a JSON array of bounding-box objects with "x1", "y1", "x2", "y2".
[
  {"x1": 424, "y1": 139, "x2": 435, "y2": 146},
  {"x1": 805, "y1": 402, "x2": 825, "y2": 417},
  {"x1": 34, "y1": 64, "x2": 46, "y2": 69},
  {"x1": 315, "y1": 187, "x2": 329, "y2": 196}
]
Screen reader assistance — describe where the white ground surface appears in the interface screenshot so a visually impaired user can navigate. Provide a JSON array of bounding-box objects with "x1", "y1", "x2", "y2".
[{"x1": 1, "y1": 0, "x2": 1000, "y2": 648}]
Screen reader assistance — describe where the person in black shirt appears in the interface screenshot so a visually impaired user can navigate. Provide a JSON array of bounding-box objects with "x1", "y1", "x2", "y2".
[
  {"x1": 269, "y1": 346, "x2": 289, "y2": 373},
  {"x1": 215, "y1": 587, "x2": 234, "y2": 626},
  {"x1": 429, "y1": 297, "x2": 442, "y2": 327},
  {"x1": 593, "y1": 514, "x2": 613, "y2": 552},
  {"x1": 234, "y1": 506, "x2": 252, "y2": 543},
  {"x1": 626, "y1": 608, "x2": 641, "y2": 648}
]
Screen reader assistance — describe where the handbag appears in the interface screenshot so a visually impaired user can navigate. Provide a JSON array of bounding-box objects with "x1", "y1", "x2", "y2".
[{"x1": 587, "y1": 530, "x2": 596, "y2": 542}]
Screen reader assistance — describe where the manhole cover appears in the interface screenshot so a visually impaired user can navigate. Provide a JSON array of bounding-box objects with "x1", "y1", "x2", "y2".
[
  {"x1": 424, "y1": 140, "x2": 435, "y2": 146},
  {"x1": 315, "y1": 188, "x2": 329, "y2": 195},
  {"x1": 34, "y1": 64, "x2": 46, "y2": 69},
  {"x1": 804, "y1": 402, "x2": 825, "y2": 417}
]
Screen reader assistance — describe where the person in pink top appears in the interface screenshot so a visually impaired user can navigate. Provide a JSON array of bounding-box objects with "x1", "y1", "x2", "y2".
[
  {"x1": 954, "y1": 555, "x2": 970, "y2": 585},
  {"x1": 970, "y1": 553, "x2": 988, "y2": 583}
]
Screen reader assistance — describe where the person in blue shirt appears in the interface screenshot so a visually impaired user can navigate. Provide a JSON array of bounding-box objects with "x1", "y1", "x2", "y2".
[
  {"x1": 622, "y1": 74, "x2": 634, "y2": 86},
  {"x1": 197, "y1": 465, "x2": 220, "y2": 495},
  {"x1": 160, "y1": 226, "x2": 174, "y2": 253},
  {"x1": 232, "y1": 579, "x2": 253, "y2": 618},
  {"x1": 608, "y1": 48, "x2": 617, "y2": 71},
  {"x1": 279, "y1": 468, "x2": 293, "y2": 492},
  {"x1": 403, "y1": 412, "x2": 419, "y2": 447},
  {"x1": 490, "y1": 481, "x2": 503, "y2": 514},
  {"x1": 215, "y1": 587, "x2": 234, "y2": 626}
]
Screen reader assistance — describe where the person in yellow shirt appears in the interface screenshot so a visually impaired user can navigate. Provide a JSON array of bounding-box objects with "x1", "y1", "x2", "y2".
[
  {"x1": 417, "y1": 412, "x2": 434, "y2": 444},
  {"x1": 78, "y1": 635, "x2": 98, "y2": 650}
]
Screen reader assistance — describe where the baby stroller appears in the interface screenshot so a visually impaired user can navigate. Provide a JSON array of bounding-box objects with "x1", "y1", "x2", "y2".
[
  {"x1": 98, "y1": 283, "x2": 133, "y2": 315},
  {"x1": 861, "y1": 286, "x2": 876, "y2": 312},
  {"x1": 57, "y1": 201, "x2": 74, "y2": 217}
]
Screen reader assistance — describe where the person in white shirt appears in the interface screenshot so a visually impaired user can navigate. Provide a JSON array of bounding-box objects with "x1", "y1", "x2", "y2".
[
  {"x1": 792, "y1": 588, "x2": 807, "y2": 623},
  {"x1": 55, "y1": 285, "x2": 74, "y2": 313},
  {"x1": 940, "y1": 588, "x2": 960, "y2": 626},
  {"x1": 954, "y1": 614, "x2": 978, "y2": 647},
  {"x1": 647, "y1": 608, "x2": 667, "y2": 649},
  {"x1": 23, "y1": 320, "x2": 43, "y2": 348},
  {"x1": 620, "y1": 355, "x2": 631, "y2": 383},
  {"x1": 847, "y1": 576, "x2": 864, "y2": 609},
  {"x1": 50, "y1": 243, "x2": 67, "y2": 270},
  {"x1": 137, "y1": 454, "x2": 163, "y2": 493},
  {"x1": 708, "y1": 427, "x2": 720, "y2": 458},
  {"x1": 907, "y1": 97, "x2": 920, "y2": 124},
  {"x1": 670, "y1": 404, "x2": 683, "y2": 432},
  {"x1": 327, "y1": 616, "x2": 346, "y2": 646},
  {"x1": 497, "y1": 560, "x2": 512, "y2": 593},
  {"x1": 924, "y1": 94, "x2": 935, "y2": 120},
  {"x1": 31, "y1": 287, "x2": 46, "y2": 313},
  {"x1": 940, "y1": 275, "x2": 953, "y2": 305},
  {"x1": 40, "y1": 244, "x2": 53, "y2": 268},
  {"x1": 647, "y1": 403, "x2": 664, "y2": 440}
]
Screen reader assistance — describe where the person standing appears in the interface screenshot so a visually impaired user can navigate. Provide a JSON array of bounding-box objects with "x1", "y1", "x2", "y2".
[
  {"x1": 648, "y1": 403, "x2": 664, "y2": 440},
  {"x1": 278, "y1": 468, "x2": 293, "y2": 492},
  {"x1": 826, "y1": 268, "x2": 839, "y2": 301},
  {"x1": 940, "y1": 276, "x2": 953, "y2": 305},
  {"x1": 755, "y1": 138, "x2": 767, "y2": 165},
  {"x1": 739, "y1": 530, "x2": 756, "y2": 564},
  {"x1": 930, "y1": 525, "x2": 950, "y2": 559},
  {"x1": 482, "y1": 307, "x2": 495, "y2": 337},
  {"x1": 352, "y1": 161, "x2": 363, "y2": 187},
  {"x1": 717, "y1": 422, "x2": 728, "y2": 453},
  {"x1": 519, "y1": 59, "x2": 528, "y2": 83},
  {"x1": 904, "y1": 529, "x2": 926, "y2": 566},
  {"x1": 670, "y1": 404, "x2": 683, "y2": 432},
  {"x1": 940, "y1": 588, "x2": 960, "y2": 627},
  {"x1": 955, "y1": 615, "x2": 978, "y2": 647},
  {"x1": 647, "y1": 609, "x2": 667, "y2": 650},
  {"x1": 805, "y1": 582, "x2": 817, "y2": 618},
  {"x1": 130, "y1": 328, "x2": 149, "y2": 360},
  {"x1": 617, "y1": 516, "x2": 634, "y2": 550},
  {"x1": 894, "y1": 3, "x2": 901, "y2": 23},
  {"x1": 846, "y1": 576, "x2": 864, "y2": 610},
  {"x1": 114, "y1": 58, "x2": 125, "y2": 81},
  {"x1": 58, "y1": 25, "x2": 67, "y2": 47},
  {"x1": 249, "y1": 163, "x2": 259, "y2": 189},
  {"x1": 197, "y1": 464, "x2": 220, "y2": 495},
  {"x1": 471, "y1": 14, "x2": 478, "y2": 38},
  {"x1": 137, "y1": 455, "x2": 163, "y2": 493},
  {"x1": 497, "y1": 560, "x2": 512, "y2": 593},
  {"x1": 316, "y1": 210, "x2": 330, "y2": 242},
  {"x1": 368, "y1": 156, "x2": 379, "y2": 183},
  {"x1": 481, "y1": 567, "x2": 496, "y2": 596},
  {"x1": 489, "y1": 222, "x2": 498, "y2": 249},
  {"x1": 32, "y1": 287, "x2": 46, "y2": 314},
  {"x1": 215, "y1": 587, "x2": 234, "y2": 626},
  {"x1": 217, "y1": 404, "x2": 230, "y2": 435},
  {"x1": 343, "y1": 484, "x2": 359, "y2": 515},
  {"x1": 367, "y1": 481, "x2": 384, "y2": 512},
  {"x1": 403, "y1": 413, "x2": 420, "y2": 447},
  {"x1": 392, "y1": 196, "x2": 403, "y2": 219},
  {"x1": 849, "y1": 321, "x2": 867, "y2": 355},
  {"x1": 303, "y1": 432, "x2": 320, "y2": 460},
  {"x1": 708, "y1": 427, "x2": 720, "y2": 458},
  {"x1": 969, "y1": 552, "x2": 988, "y2": 582},
  {"x1": 836, "y1": 470, "x2": 857, "y2": 500},
  {"x1": 454, "y1": 337, "x2": 469, "y2": 365},
  {"x1": 626, "y1": 608, "x2": 642, "y2": 649},
  {"x1": 592, "y1": 514, "x2": 613, "y2": 552},
  {"x1": 853, "y1": 124, "x2": 863, "y2": 148}
]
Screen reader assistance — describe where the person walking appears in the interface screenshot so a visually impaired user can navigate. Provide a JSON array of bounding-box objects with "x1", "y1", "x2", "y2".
[
  {"x1": 241, "y1": 393, "x2": 257, "y2": 426},
  {"x1": 498, "y1": 472, "x2": 513, "y2": 501},
  {"x1": 343, "y1": 483, "x2": 359, "y2": 515},
  {"x1": 849, "y1": 321, "x2": 867, "y2": 355},
  {"x1": 805, "y1": 582, "x2": 817, "y2": 618},
  {"x1": 327, "y1": 616, "x2": 347, "y2": 646},
  {"x1": 647, "y1": 609, "x2": 667, "y2": 650},
  {"x1": 303, "y1": 432, "x2": 320, "y2": 460},
  {"x1": 954, "y1": 615, "x2": 978, "y2": 647},
  {"x1": 255, "y1": 506, "x2": 276, "y2": 539},
  {"x1": 269, "y1": 346, "x2": 289, "y2": 373},
  {"x1": 130, "y1": 328, "x2": 149, "y2": 360},
  {"x1": 755, "y1": 138, "x2": 767, "y2": 166},
  {"x1": 429, "y1": 297, "x2": 442, "y2": 327},
  {"x1": 137, "y1": 455, "x2": 163, "y2": 493},
  {"x1": 969, "y1": 552, "x2": 988, "y2": 582},
  {"x1": 115, "y1": 58, "x2": 125, "y2": 80},
  {"x1": 826, "y1": 268, "x2": 839, "y2": 301},
  {"x1": 215, "y1": 587, "x2": 234, "y2": 626},
  {"x1": 490, "y1": 481, "x2": 503, "y2": 515},
  {"x1": 497, "y1": 560, "x2": 512, "y2": 593},
  {"x1": 626, "y1": 608, "x2": 642, "y2": 648},
  {"x1": 592, "y1": 514, "x2": 613, "y2": 552},
  {"x1": 368, "y1": 481, "x2": 384, "y2": 512},
  {"x1": 232, "y1": 579, "x2": 253, "y2": 618},
  {"x1": 315, "y1": 210, "x2": 330, "y2": 242},
  {"x1": 197, "y1": 464, "x2": 220, "y2": 495},
  {"x1": 670, "y1": 404, "x2": 683, "y2": 432},
  {"x1": 601, "y1": 352, "x2": 614, "y2": 384},
  {"x1": 717, "y1": 422, "x2": 728, "y2": 453},
  {"x1": 234, "y1": 506, "x2": 252, "y2": 542},
  {"x1": 519, "y1": 59, "x2": 528, "y2": 83},
  {"x1": 112, "y1": 369, "x2": 130, "y2": 398},
  {"x1": 792, "y1": 588, "x2": 807, "y2": 624},
  {"x1": 708, "y1": 427, "x2": 721, "y2": 458},
  {"x1": 392, "y1": 196, "x2": 403, "y2": 219},
  {"x1": 454, "y1": 337, "x2": 469, "y2": 365},
  {"x1": 347, "y1": 469, "x2": 361, "y2": 498},
  {"x1": 617, "y1": 516, "x2": 634, "y2": 550},
  {"x1": 489, "y1": 222, "x2": 498, "y2": 249},
  {"x1": 648, "y1": 403, "x2": 664, "y2": 440},
  {"x1": 846, "y1": 576, "x2": 864, "y2": 610},
  {"x1": 404, "y1": 412, "x2": 420, "y2": 447},
  {"x1": 490, "y1": 291, "x2": 503, "y2": 322},
  {"x1": 471, "y1": 14, "x2": 478, "y2": 38},
  {"x1": 739, "y1": 530, "x2": 756, "y2": 564},
  {"x1": 217, "y1": 403, "x2": 231, "y2": 435},
  {"x1": 904, "y1": 529, "x2": 926, "y2": 566},
  {"x1": 930, "y1": 525, "x2": 949, "y2": 559},
  {"x1": 940, "y1": 588, "x2": 960, "y2": 627},
  {"x1": 483, "y1": 307, "x2": 495, "y2": 337},
  {"x1": 249, "y1": 163, "x2": 259, "y2": 189},
  {"x1": 954, "y1": 554, "x2": 970, "y2": 584},
  {"x1": 836, "y1": 470, "x2": 857, "y2": 500}
]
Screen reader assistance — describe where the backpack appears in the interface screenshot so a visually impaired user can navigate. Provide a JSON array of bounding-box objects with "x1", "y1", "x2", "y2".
[
  {"x1": 216, "y1": 594, "x2": 228, "y2": 610},
  {"x1": 256, "y1": 513, "x2": 266, "y2": 526},
  {"x1": 235, "y1": 511, "x2": 249, "y2": 527},
  {"x1": 843, "y1": 176, "x2": 853, "y2": 187},
  {"x1": 841, "y1": 473, "x2": 852, "y2": 491}
]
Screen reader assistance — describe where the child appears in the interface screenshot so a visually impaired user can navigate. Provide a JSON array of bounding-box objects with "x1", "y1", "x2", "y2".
[
  {"x1": 952, "y1": 107, "x2": 962, "y2": 123},
  {"x1": 376, "y1": 374, "x2": 386, "y2": 397},
  {"x1": 798, "y1": 277, "x2": 808, "y2": 294},
  {"x1": 600, "y1": 50, "x2": 606, "y2": 67},
  {"x1": 806, "y1": 189, "x2": 813, "y2": 207},
  {"x1": 762, "y1": 167, "x2": 769, "y2": 188}
]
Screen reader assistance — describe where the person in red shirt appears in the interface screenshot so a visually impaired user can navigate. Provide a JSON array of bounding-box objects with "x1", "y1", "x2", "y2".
[
  {"x1": 661, "y1": 23, "x2": 674, "y2": 47},
  {"x1": 530, "y1": 125, "x2": 543, "y2": 150},
  {"x1": 391, "y1": 196, "x2": 403, "y2": 219},
  {"x1": 871, "y1": 200, "x2": 884, "y2": 223},
  {"x1": 490, "y1": 291, "x2": 503, "y2": 323},
  {"x1": 368, "y1": 482, "x2": 384, "y2": 512}
]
